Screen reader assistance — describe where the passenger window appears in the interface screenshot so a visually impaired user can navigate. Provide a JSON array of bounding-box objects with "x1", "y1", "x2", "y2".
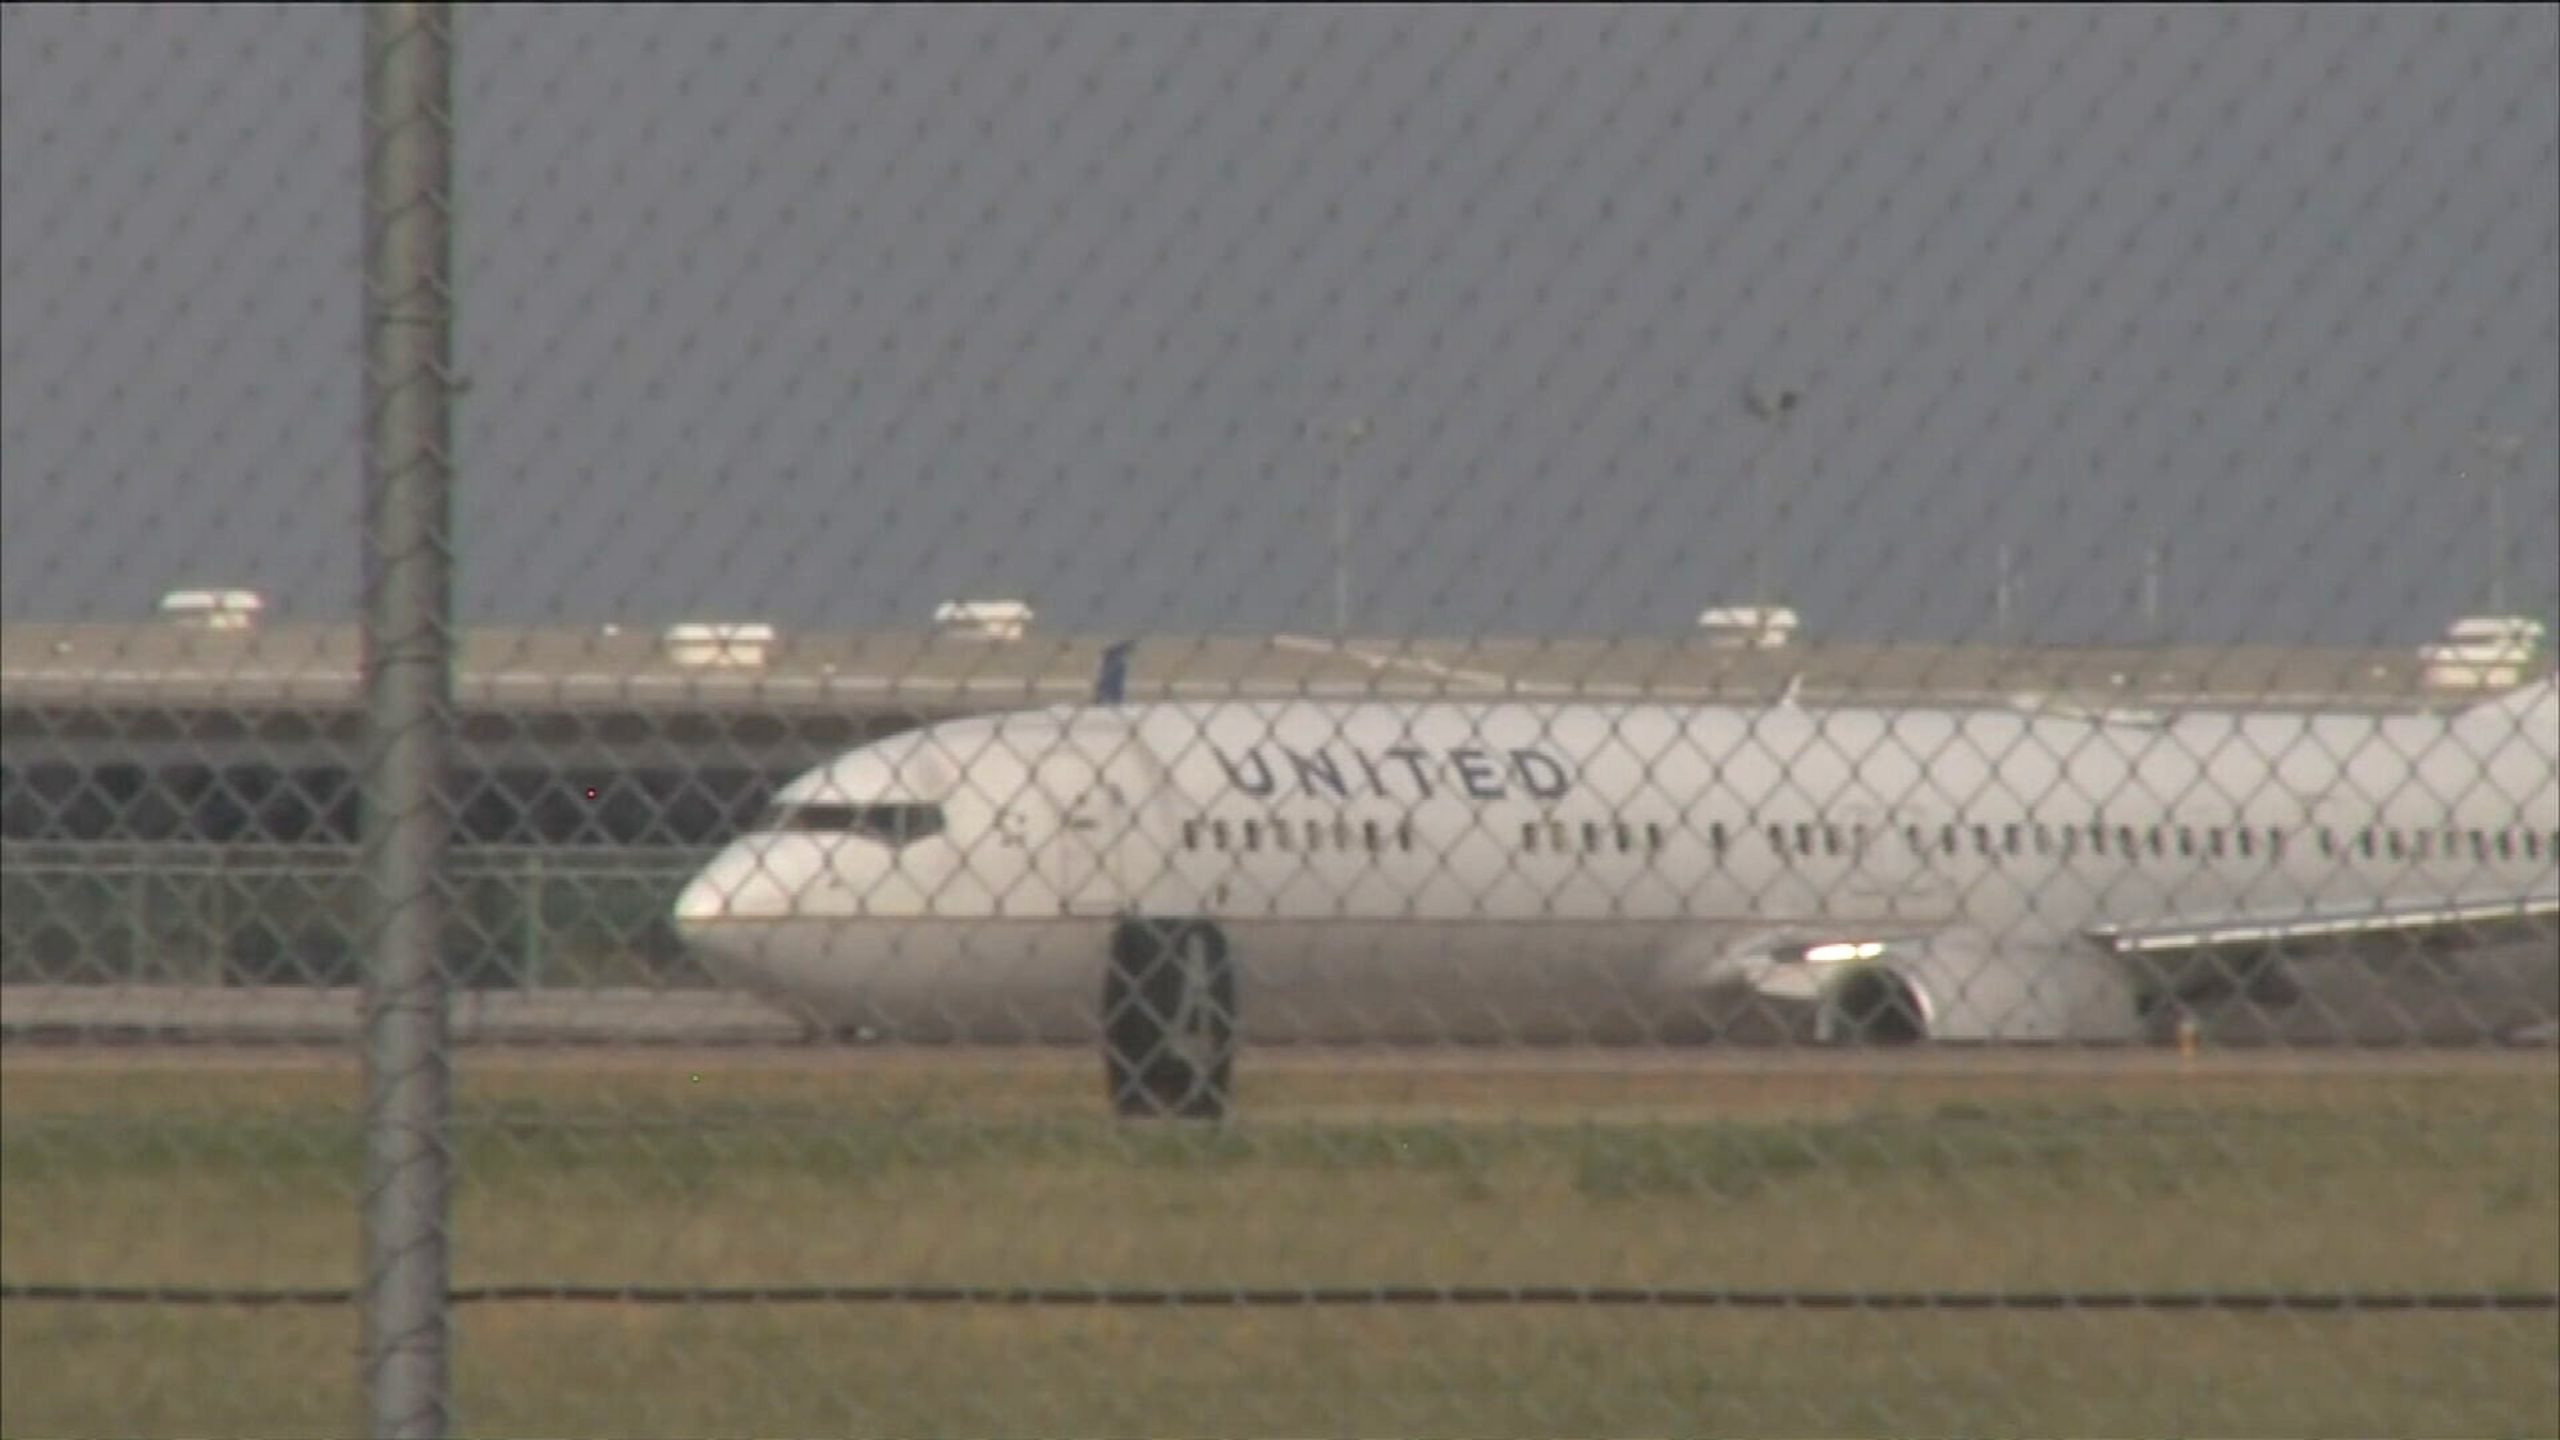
[
  {"x1": 1582, "y1": 821, "x2": 1603, "y2": 853},
  {"x1": 1523, "y1": 823, "x2": 1540, "y2": 853},
  {"x1": 1823, "y1": 825, "x2": 1843, "y2": 857},
  {"x1": 2058, "y1": 826, "x2": 2077, "y2": 857},
  {"x1": 1646, "y1": 822, "x2": 1665, "y2": 853},
  {"x1": 2386, "y1": 830, "x2": 2404, "y2": 861},
  {"x1": 2318, "y1": 828, "x2": 2335, "y2": 858},
  {"x1": 2234, "y1": 828, "x2": 2251, "y2": 858},
  {"x1": 1243, "y1": 819, "x2": 1262, "y2": 852},
  {"x1": 1363, "y1": 819, "x2": 1381, "y2": 853},
  {"x1": 2034, "y1": 824, "x2": 2052, "y2": 855},
  {"x1": 2089, "y1": 823, "x2": 2109, "y2": 857},
  {"x1": 1768, "y1": 824, "x2": 1787, "y2": 854},
  {"x1": 1396, "y1": 821, "x2": 1415, "y2": 852},
  {"x1": 1617, "y1": 820, "x2": 1635, "y2": 853},
  {"x1": 1212, "y1": 819, "x2": 1231, "y2": 851},
  {"x1": 1942, "y1": 825, "x2": 1961, "y2": 856},
  {"x1": 1334, "y1": 818, "x2": 1353, "y2": 851},
  {"x1": 1307, "y1": 819, "x2": 1324, "y2": 851},
  {"x1": 1795, "y1": 823, "x2": 1816, "y2": 856},
  {"x1": 2268, "y1": 829, "x2": 2285, "y2": 859},
  {"x1": 1709, "y1": 821, "x2": 1728, "y2": 856},
  {"x1": 2494, "y1": 830, "x2": 2512, "y2": 860},
  {"x1": 2177, "y1": 827, "x2": 2195, "y2": 858},
  {"x1": 1273, "y1": 818, "x2": 1293, "y2": 851},
  {"x1": 1973, "y1": 824, "x2": 1992, "y2": 856},
  {"x1": 2206, "y1": 829, "x2": 2225, "y2": 859},
  {"x1": 2003, "y1": 824, "x2": 2022, "y2": 857},
  {"x1": 1182, "y1": 820, "x2": 1200, "y2": 851}
]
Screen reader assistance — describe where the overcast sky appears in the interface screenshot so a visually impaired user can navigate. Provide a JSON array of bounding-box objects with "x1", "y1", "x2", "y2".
[{"x1": 4, "y1": 4, "x2": 2555, "y2": 646}]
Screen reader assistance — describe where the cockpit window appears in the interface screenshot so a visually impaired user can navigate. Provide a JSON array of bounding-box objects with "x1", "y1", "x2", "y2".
[{"x1": 760, "y1": 802, "x2": 946, "y2": 845}]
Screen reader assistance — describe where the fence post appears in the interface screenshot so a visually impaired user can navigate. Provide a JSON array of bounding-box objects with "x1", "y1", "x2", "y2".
[
  {"x1": 206, "y1": 849, "x2": 223, "y2": 986},
  {"x1": 524, "y1": 851, "x2": 546, "y2": 990},
  {"x1": 359, "y1": 4, "x2": 459, "y2": 1437}
]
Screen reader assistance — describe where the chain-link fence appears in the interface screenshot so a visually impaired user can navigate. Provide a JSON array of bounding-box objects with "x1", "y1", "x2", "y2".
[{"x1": 5, "y1": 3, "x2": 2558, "y2": 1434}]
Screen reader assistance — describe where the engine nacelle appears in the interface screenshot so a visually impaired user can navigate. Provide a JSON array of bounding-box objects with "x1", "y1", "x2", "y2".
[
  {"x1": 1816, "y1": 963, "x2": 1933, "y2": 1045},
  {"x1": 1715, "y1": 930, "x2": 2144, "y2": 1044}
]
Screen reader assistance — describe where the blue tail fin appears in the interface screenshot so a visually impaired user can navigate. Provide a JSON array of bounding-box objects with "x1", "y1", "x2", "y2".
[{"x1": 1094, "y1": 641, "x2": 1134, "y2": 704}]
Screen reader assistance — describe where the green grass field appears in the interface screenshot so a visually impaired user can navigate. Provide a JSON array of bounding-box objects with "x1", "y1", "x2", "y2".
[{"x1": 5, "y1": 1050, "x2": 2556, "y2": 1435}]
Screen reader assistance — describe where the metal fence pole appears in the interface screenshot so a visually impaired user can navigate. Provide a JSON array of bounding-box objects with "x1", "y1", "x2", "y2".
[{"x1": 359, "y1": 4, "x2": 458, "y2": 1437}]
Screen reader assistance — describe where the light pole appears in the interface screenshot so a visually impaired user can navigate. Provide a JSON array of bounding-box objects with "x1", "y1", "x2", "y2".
[
  {"x1": 1742, "y1": 383, "x2": 1799, "y2": 607},
  {"x1": 1995, "y1": 543, "x2": 2018, "y2": 647},
  {"x1": 2472, "y1": 431, "x2": 2524, "y2": 615},
  {"x1": 2142, "y1": 542, "x2": 2167, "y2": 642},
  {"x1": 1317, "y1": 418, "x2": 1372, "y2": 636}
]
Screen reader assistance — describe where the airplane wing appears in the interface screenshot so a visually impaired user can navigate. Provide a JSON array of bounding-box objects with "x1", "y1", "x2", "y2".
[
  {"x1": 1690, "y1": 890, "x2": 2557, "y2": 1044},
  {"x1": 2084, "y1": 892, "x2": 2560, "y2": 961}
]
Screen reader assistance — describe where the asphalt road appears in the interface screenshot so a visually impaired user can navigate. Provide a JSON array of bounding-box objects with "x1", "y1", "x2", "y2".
[{"x1": 4, "y1": 975, "x2": 2550, "y2": 1058}]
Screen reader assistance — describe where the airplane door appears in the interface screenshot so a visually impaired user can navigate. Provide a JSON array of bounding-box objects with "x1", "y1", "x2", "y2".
[
  {"x1": 1037, "y1": 750, "x2": 1128, "y2": 915},
  {"x1": 1842, "y1": 801, "x2": 1953, "y2": 919}
]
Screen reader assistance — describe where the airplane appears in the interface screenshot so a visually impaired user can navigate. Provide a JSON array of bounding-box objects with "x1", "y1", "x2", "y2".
[{"x1": 672, "y1": 649, "x2": 2559, "y2": 1119}]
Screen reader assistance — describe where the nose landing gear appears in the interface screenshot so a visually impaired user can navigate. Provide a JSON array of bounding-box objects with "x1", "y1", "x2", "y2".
[{"x1": 1103, "y1": 918, "x2": 1237, "y2": 1121}]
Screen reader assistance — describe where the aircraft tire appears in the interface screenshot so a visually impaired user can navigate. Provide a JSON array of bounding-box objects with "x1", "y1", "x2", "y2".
[
  {"x1": 2240, "y1": 962, "x2": 2304, "y2": 1007},
  {"x1": 1103, "y1": 917, "x2": 1237, "y2": 1121},
  {"x1": 1821, "y1": 966, "x2": 1929, "y2": 1046}
]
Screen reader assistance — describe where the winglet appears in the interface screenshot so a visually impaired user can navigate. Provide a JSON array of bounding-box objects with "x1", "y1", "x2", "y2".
[{"x1": 1095, "y1": 641, "x2": 1134, "y2": 705}]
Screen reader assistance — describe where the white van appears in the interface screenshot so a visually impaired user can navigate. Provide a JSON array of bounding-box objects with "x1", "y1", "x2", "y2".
[
  {"x1": 2420, "y1": 614, "x2": 2548, "y2": 691},
  {"x1": 1695, "y1": 604, "x2": 1800, "y2": 650}
]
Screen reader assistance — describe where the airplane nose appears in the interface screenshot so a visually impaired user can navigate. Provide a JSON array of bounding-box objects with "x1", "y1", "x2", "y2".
[
  {"x1": 672, "y1": 871, "x2": 730, "y2": 928},
  {"x1": 671, "y1": 846, "x2": 791, "y2": 934}
]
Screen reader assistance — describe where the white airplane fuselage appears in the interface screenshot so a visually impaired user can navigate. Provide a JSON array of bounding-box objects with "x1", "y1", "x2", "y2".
[{"x1": 672, "y1": 685, "x2": 2559, "y2": 1044}]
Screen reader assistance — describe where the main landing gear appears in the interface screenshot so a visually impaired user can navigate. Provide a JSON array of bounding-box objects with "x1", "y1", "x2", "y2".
[{"x1": 1103, "y1": 918, "x2": 1237, "y2": 1121}]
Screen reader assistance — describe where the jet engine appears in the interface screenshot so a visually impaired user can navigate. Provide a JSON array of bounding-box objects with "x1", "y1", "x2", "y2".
[{"x1": 1713, "y1": 930, "x2": 2144, "y2": 1044}]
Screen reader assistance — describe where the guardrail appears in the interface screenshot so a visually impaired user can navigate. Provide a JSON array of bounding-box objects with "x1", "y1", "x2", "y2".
[{"x1": 0, "y1": 843, "x2": 712, "y2": 989}]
